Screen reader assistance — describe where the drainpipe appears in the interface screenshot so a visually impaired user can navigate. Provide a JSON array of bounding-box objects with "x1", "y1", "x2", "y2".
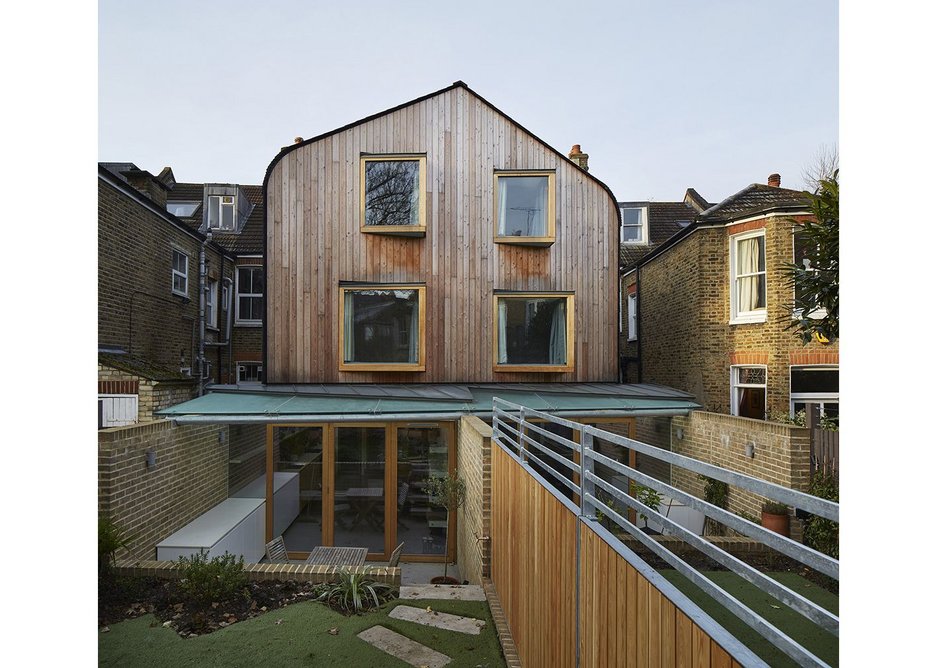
[
  {"x1": 636, "y1": 265, "x2": 642, "y2": 384},
  {"x1": 197, "y1": 230, "x2": 211, "y2": 395}
]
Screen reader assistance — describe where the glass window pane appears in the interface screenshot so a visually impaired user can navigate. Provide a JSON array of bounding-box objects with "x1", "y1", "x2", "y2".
[
  {"x1": 498, "y1": 176, "x2": 548, "y2": 236},
  {"x1": 345, "y1": 289, "x2": 419, "y2": 364},
  {"x1": 737, "y1": 387, "x2": 766, "y2": 419},
  {"x1": 208, "y1": 197, "x2": 220, "y2": 227},
  {"x1": 334, "y1": 427, "x2": 386, "y2": 553},
  {"x1": 365, "y1": 160, "x2": 420, "y2": 226},
  {"x1": 791, "y1": 368, "x2": 839, "y2": 393},
  {"x1": 498, "y1": 297, "x2": 567, "y2": 365},
  {"x1": 274, "y1": 427, "x2": 323, "y2": 552},
  {"x1": 397, "y1": 425, "x2": 449, "y2": 555},
  {"x1": 737, "y1": 367, "x2": 766, "y2": 385},
  {"x1": 621, "y1": 225, "x2": 641, "y2": 242},
  {"x1": 221, "y1": 202, "x2": 235, "y2": 229}
]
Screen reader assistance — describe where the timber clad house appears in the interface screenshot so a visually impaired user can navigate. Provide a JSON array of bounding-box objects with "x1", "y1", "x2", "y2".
[
  {"x1": 97, "y1": 163, "x2": 265, "y2": 428},
  {"x1": 154, "y1": 81, "x2": 700, "y2": 567},
  {"x1": 620, "y1": 174, "x2": 839, "y2": 423}
]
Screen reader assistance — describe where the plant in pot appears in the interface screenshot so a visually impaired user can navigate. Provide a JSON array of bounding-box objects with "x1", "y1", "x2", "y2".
[
  {"x1": 761, "y1": 500, "x2": 791, "y2": 537},
  {"x1": 631, "y1": 483, "x2": 663, "y2": 535},
  {"x1": 426, "y1": 469, "x2": 466, "y2": 585}
]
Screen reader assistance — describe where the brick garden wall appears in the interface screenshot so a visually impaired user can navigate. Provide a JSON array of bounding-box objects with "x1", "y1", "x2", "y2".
[
  {"x1": 457, "y1": 416, "x2": 492, "y2": 585},
  {"x1": 98, "y1": 420, "x2": 230, "y2": 562},
  {"x1": 669, "y1": 411, "x2": 810, "y2": 538}
]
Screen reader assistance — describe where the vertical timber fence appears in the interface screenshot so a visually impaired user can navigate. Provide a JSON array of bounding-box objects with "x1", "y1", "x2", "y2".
[{"x1": 490, "y1": 398, "x2": 839, "y2": 668}]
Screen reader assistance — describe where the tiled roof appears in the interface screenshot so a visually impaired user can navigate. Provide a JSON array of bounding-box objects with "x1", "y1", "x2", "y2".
[
  {"x1": 698, "y1": 184, "x2": 809, "y2": 223},
  {"x1": 167, "y1": 183, "x2": 264, "y2": 254},
  {"x1": 619, "y1": 201, "x2": 696, "y2": 270}
]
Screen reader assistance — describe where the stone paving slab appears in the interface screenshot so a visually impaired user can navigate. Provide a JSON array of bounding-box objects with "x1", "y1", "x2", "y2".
[
  {"x1": 357, "y1": 625, "x2": 451, "y2": 668},
  {"x1": 390, "y1": 604, "x2": 487, "y2": 635},
  {"x1": 400, "y1": 584, "x2": 487, "y2": 601}
]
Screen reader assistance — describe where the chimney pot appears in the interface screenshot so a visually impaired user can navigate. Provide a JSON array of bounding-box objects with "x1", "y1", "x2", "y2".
[
  {"x1": 768, "y1": 173, "x2": 781, "y2": 187},
  {"x1": 294, "y1": 137, "x2": 303, "y2": 144},
  {"x1": 569, "y1": 144, "x2": 582, "y2": 156}
]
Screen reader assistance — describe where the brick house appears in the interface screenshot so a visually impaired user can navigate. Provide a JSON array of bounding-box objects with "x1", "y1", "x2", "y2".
[
  {"x1": 98, "y1": 163, "x2": 264, "y2": 427},
  {"x1": 620, "y1": 174, "x2": 839, "y2": 422}
]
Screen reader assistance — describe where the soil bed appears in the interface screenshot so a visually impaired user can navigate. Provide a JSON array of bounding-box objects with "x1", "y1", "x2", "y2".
[{"x1": 99, "y1": 576, "x2": 323, "y2": 638}]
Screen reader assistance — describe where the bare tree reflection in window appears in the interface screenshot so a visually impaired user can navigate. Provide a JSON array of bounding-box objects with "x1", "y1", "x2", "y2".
[{"x1": 365, "y1": 160, "x2": 420, "y2": 226}]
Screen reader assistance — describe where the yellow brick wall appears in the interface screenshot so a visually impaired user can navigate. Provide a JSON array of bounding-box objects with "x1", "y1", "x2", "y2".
[{"x1": 457, "y1": 415, "x2": 492, "y2": 584}]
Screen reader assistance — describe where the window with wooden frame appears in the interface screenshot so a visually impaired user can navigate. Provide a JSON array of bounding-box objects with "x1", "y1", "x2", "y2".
[
  {"x1": 339, "y1": 284, "x2": 426, "y2": 371},
  {"x1": 493, "y1": 170, "x2": 556, "y2": 246},
  {"x1": 493, "y1": 292, "x2": 574, "y2": 372},
  {"x1": 360, "y1": 155, "x2": 427, "y2": 236},
  {"x1": 729, "y1": 229, "x2": 767, "y2": 324}
]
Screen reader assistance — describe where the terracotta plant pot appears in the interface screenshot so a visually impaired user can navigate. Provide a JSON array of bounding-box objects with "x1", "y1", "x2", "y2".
[
  {"x1": 761, "y1": 510, "x2": 791, "y2": 538},
  {"x1": 430, "y1": 576, "x2": 460, "y2": 585}
]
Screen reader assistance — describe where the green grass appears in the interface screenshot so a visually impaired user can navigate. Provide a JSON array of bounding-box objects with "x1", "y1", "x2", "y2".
[
  {"x1": 99, "y1": 597, "x2": 506, "y2": 668},
  {"x1": 658, "y1": 570, "x2": 838, "y2": 668}
]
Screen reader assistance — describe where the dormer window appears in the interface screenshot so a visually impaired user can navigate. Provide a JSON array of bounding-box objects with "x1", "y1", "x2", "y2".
[
  {"x1": 167, "y1": 201, "x2": 199, "y2": 217},
  {"x1": 208, "y1": 195, "x2": 236, "y2": 230},
  {"x1": 494, "y1": 171, "x2": 556, "y2": 246},
  {"x1": 620, "y1": 206, "x2": 648, "y2": 244}
]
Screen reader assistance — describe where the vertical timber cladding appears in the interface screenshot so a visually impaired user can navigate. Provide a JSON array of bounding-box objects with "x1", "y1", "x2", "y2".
[
  {"x1": 265, "y1": 84, "x2": 619, "y2": 383},
  {"x1": 491, "y1": 444, "x2": 578, "y2": 668}
]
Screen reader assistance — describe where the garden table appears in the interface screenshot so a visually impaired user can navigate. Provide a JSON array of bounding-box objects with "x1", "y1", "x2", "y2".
[{"x1": 305, "y1": 546, "x2": 368, "y2": 567}]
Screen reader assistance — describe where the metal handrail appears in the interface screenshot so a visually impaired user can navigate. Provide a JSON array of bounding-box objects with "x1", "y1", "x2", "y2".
[{"x1": 491, "y1": 397, "x2": 839, "y2": 668}]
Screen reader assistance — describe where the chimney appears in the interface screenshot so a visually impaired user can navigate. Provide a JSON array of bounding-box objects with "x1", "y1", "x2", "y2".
[
  {"x1": 767, "y1": 173, "x2": 781, "y2": 187},
  {"x1": 121, "y1": 166, "x2": 169, "y2": 207},
  {"x1": 568, "y1": 144, "x2": 589, "y2": 172},
  {"x1": 281, "y1": 136, "x2": 304, "y2": 151}
]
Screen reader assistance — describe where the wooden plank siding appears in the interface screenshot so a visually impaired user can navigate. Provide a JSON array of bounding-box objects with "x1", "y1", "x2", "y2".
[
  {"x1": 265, "y1": 85, "x2": 619, "y2": 383},
  {"x1": 491, "y1": 442, "x2": 745, "y2": 668}
]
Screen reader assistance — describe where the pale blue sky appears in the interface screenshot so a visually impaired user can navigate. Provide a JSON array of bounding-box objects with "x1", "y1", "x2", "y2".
[{"x1": 99, "y1": 0, "x2": 838, "y2": 203}]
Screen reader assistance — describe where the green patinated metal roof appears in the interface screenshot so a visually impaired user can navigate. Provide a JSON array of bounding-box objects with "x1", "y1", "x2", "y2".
[{"x1": 157, "y1": 383, "x2": 699, "y2": 423}]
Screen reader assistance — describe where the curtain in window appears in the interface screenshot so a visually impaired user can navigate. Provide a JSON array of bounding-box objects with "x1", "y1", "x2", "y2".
[
  {"x1": 529, "y1": 178, "x2": 547, "y2": 237},
  {"x1": 497, "y1": 300, "x2": 508, "y2": 363},
  {"x1": 408, "y1": 296, "x2": 419, "y2": 363},
  {"x1": 548, "y1": 300, "x2": 567, "y2": 365},
  {"x1": 737, "y1": 237, "x2": 762, "y2": 312},
  {"x1": 343, "y1": 291, "x2": 355, "y2": 362},
  {"x1": 497, "y1": 180, "x2": 510, "y2": 236}
]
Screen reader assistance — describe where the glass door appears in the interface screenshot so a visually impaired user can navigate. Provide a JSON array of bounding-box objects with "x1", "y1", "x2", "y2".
[
  {"x1": 332, "y1": 426, "x2": 387, "y2": 556},
  {"x1": 396, "y1": 424, "x2": 450, "y2": 560},
  {"x1": 272, "y1": 426, "x2": 324, "y2": 554}
]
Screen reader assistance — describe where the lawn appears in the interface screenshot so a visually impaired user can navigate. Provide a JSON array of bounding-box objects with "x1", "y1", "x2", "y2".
[
  {"x1": 99, "y1": 596, "x2": 506, "y2": 668},
  {"x1": 659, "y1": 570, "x2": 838, "y2": 668}
]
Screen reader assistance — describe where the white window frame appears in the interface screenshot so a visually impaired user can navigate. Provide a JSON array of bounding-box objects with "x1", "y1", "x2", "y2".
[
  {"x1": 792, "y1": 229, "x2": 829, "y2": 320},
  {"x1": 729, "y1": 229, "x2": 767, "y2": 324},
  {"x1": 627, "y1": 293, "x2": 638, "y2": 341},
  {"x1": 208, "y1": 194, "x2": 237, "y2": 231},
  {"x1": 171, "y1": 249, "x2": 189, "y2": 297},
  {"x1": 789, "y1": 365, "x2": 838, "y2": 419},
  {"x1": 619, "y1": 206, "x2": 648, "y2": 244},
  {"x1": 235, "y1": 265, "x2": 263, "y2": 326},
  {"x1": 206, "y1": 278, "x2": 218, "y2": 329},
  {"x1": 730, "y1": 365, "x2": 767, "y2": 419},
  {"x1": 237, "y1": 362, "x2": 264, "y2": 383},
  {"x1": 98, "y1": 394, "x2": 138, "y2": 428}
]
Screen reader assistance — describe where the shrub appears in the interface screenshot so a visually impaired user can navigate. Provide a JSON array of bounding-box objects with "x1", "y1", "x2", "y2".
[
  {"x1": 176, "y1": 552, "x2": 248, "y2": 607},
  {"x1": 698, "y1": 475, "x2": 729, "y2": 536},
  {"x1": 99, "y1": 516, "x2": 133, "y2": 578},
  {"x1": 762, "y1": 500, "x2": 790, "y2": 515},
  {"x1": 315, "y1": 570, "x2": 395, "y2": 614},
  {"x1": 631, "y1": 483, "x2": 662, "y2": 526},
  {"x1": 803, "y1": 470, "x2": 839, "y2": 559}
]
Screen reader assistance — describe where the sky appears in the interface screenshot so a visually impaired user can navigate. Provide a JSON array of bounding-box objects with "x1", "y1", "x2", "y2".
[{"x1": 98, "y1": 0, "x2": 838, "y2": 203}]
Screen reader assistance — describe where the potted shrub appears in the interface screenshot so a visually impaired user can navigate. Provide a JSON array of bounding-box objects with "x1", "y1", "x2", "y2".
[
  {"x1": 761, "y1": 500, "x2": 791, "y2": 537},
  {"x1": 632, "y1": 483, "x2": 663, "y2": 535},
  {"x1": 426, "y1": 469, "x2": 466, "y2": 585}
]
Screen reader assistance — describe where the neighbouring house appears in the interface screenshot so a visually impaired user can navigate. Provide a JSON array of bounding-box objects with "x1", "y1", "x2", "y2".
[
  {"x1": 97, "y1": 163, "x2": 265, "y2": 428},
  {"x1": 153, "y1": 81, "x2": 700, "y2": 571},
  {"x1": 621, "y1": 173, "x2": 839, "y2": 423}
]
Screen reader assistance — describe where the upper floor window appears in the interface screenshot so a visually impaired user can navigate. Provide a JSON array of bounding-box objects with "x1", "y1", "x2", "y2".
[
  {"x1": 167, "y1": 201, "x2": 199, "y2": 217},
  {"x1": 360, "y1": 155, "x2": 426, "y2": 235},
  {"x1": 731, "y1": 365, "x2": 766, "y2": 420},
  {"x1": 340, "y1": 285, "x2": 425, "y2": 371},
  {"x1": 236, "y1": 266, "x2": 263, "y2": 325},
  {"x1": 206, "y1": 278, "x2": 218, "y2": 329},
  {"x1": 208, "y1": 195, "x2": 236, "y2": 230},
  {"x1": 494, "y1": 293, "x2": 573, "y2": 372},
  {"x1": 792, "y1": 230, "x2": 828, "y2": 320},
  {"x1": 627, "y1": 293, "x2": 638, "y2": 341},
  {"x1": 494, "y1": 171, "x2": 556, "y2": 246},
  {"x1": 620, "y1": 206, "x2": 647, "y2": 244},
  {"x1": 730, "y1": 230, "x2": 766, "y2": 324},
  {"x1": 171, "y1": 249, "x2": 189, "y2": 297}
]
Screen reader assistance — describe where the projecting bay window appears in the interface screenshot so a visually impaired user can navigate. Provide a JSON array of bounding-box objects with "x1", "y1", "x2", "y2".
[
  {"x1": 360, "y1": 155, "x2": 426, "y2": 235},
  {"x1": 730, "y1": 230, "x2": 767, "y2": 324},
  {"x1": 339, "y1": 285, "x2": 425, "y2": 371},
  {"x1": 494, "y1": 292, "x2": 574, "y2": 372},
  {"x1": 494, "y1": 171, "x2": 556, "y2": 246}
]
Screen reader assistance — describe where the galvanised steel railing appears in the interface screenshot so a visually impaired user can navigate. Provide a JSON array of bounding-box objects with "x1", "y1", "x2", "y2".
[{"x1": 492, "y1": 397, "x2": 839, "y2": 668}]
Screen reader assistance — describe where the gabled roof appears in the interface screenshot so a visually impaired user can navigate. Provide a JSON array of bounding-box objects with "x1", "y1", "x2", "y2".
[
  {"x1": 619, "y1": 201, "x2": 697, "y2": 270},
  {"x1": 167, "y1": 183, "x2": 264, "y2": 254},
  {"x1": 698, "y1": 183, "x2": 809, "y2": 223}
]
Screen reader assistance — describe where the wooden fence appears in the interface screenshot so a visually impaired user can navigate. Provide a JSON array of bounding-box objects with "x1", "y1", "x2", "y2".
[
  {"x1": 490, "y1": 443, "x2": 745, "y2": 667},
  {"x1": 807, "y1": 405, "x2": 839, "y2": 475}
]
